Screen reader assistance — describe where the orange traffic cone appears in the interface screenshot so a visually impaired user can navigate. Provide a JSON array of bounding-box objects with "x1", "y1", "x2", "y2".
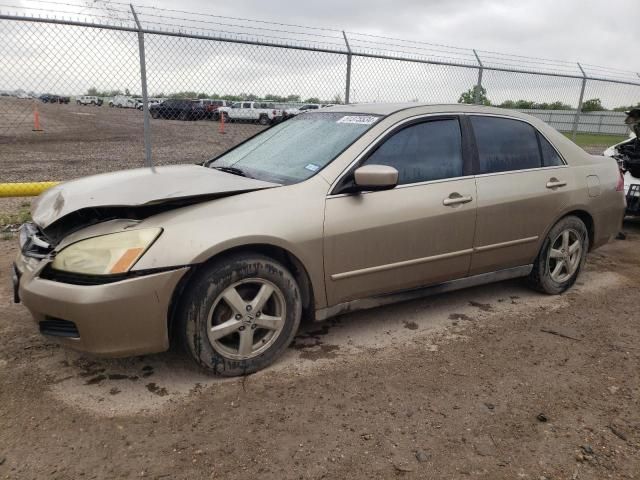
[
  {"x1": 218, "y1": 111, "x2": 225, "y2": 135},
  {"x1": 32, "y1": 103, "x2": 43, "y2": 132}
]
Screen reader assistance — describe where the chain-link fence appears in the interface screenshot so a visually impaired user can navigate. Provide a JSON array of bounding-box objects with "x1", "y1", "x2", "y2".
[{"x1": 1, "y1": 1, "x2": 640, "y2": 197}]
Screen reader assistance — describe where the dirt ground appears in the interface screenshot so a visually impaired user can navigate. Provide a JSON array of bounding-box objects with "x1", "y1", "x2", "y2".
[{"x1": 1, "y1": 218, "x2": 639, "y2": 479}]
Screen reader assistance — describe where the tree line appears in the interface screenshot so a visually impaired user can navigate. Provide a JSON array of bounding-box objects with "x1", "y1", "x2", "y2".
[{"x1": 458, "y1": 86, "x2": 638, "y2": 112}]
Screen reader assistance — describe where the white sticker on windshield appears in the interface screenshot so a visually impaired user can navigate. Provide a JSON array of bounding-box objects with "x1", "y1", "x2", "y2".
[
  {"x1": 337, "y1": 115, "x2": 379, "y2": 125},
  {"x1": 305, "y1": 163, "x2": 320, "y2": 172}
]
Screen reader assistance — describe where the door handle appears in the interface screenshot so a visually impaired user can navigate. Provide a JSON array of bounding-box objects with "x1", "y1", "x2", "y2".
[
  {"x1": 443, "y1": 194, "x2": 473, "y2": 206},
  {"x1": 546, "y1": 178, "x2": 567, "y2": 189}
]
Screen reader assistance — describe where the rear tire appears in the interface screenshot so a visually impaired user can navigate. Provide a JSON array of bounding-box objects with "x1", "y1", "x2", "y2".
[
  {"x1": 258, "y1": 115, "x2": 269, "y2": 125},
  {"x1": 180, "y1": 253, "x2": 302, "y2": 377},
  {"x1": 527, "y1": 215, "x2": 589, "y2": 294}
]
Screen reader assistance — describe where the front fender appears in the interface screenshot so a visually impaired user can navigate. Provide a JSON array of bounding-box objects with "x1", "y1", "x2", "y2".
[{"x1": 132, "y1": 179, "x2": 330, "y2": 307}]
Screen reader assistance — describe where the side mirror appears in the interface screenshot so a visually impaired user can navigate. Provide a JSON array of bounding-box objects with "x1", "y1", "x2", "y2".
[{"x1": 353, "y1": 165, "x2": 398, "y2": 192}]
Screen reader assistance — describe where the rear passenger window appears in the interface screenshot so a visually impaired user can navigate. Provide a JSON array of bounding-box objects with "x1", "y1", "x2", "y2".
[
  {"x1": 364, "y1": 119, "x2": 463, "y2": 185},
  {"x1": 538, "y1": 133, "x2": 564, "y2": 167},
  {"x1": 471, "y1": 116, "x2": 542, "y2": 174}
]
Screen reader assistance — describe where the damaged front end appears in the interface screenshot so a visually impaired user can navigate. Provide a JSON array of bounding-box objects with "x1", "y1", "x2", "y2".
[
  {"x1": 607, "y1": 109, "x2": 640, "y2": 216},
  {"x1": 15, "y1": 164, "x2": 279, "y2": 294}
]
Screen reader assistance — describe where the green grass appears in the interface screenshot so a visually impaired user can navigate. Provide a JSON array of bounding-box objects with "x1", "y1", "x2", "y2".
[
  {"x1": 0, "y1": 202, "x2": 31, "y2": 228},
  {"x1": 563, "y1": 132, "x2": 627, "y2": 148}
]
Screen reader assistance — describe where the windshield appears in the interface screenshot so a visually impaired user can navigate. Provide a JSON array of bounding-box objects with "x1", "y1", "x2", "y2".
[{"x1": 209, "y1": 112, "x2": 380, "y2": 184}]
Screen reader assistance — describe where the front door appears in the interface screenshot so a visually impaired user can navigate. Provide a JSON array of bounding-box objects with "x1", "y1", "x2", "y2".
[{"x1": 323, "y1": 116, "x2": 477, "y2": 306}]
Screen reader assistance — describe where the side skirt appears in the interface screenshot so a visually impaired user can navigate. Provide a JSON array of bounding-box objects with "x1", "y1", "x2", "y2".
[{"x1": 315, "y1": 265, "x2": 533, "y2": 321}]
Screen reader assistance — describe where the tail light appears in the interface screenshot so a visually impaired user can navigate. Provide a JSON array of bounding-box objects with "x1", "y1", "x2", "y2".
[
  {"x1": 273, "y1": 110, "x2": 276, "y2": 116},
  {"x1": 616, "y1": 170, "x2": 625, "y2": 191}
]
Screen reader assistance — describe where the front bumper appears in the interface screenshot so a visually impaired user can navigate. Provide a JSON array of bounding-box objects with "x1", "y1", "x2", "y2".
[{"x1": 15, "y1": 253, "x2": 188, "y2": 357}]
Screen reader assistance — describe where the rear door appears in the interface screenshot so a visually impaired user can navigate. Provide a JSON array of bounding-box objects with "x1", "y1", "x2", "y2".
[
  {"x1": 324, "y1": 116, "x2": 477, "y2": 305},
  {"x1": 467, "y1": 115, "x2": 571, "y2": 275}
]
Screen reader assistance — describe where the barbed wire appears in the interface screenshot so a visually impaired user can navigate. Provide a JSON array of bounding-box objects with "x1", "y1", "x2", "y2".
[{"x1": 1, "y1": 0, "x2": 638, "y2": 82}]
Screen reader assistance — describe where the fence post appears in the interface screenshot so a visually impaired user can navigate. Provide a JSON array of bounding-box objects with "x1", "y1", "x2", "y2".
[
  {"x1": 130, "y1": 4, "x2": 152, "y2": 168},
  {"x1": 571, "y1": 62, "x2": 587, "y2": 141},
  {"x1": 473, "y1": 49, "x2": 483, "y2": 105},
  {"x1": 342, "y1": 31, "x2": 352, "y2": 105}
]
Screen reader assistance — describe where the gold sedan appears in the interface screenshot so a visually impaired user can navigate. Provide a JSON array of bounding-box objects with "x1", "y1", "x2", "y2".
[{"x1": 13, "y1": 104, "x2": 626, "y2": 376}]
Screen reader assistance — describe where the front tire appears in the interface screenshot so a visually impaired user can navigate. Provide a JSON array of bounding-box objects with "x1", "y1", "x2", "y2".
[
  {"x1": 180, "y1": 253, "x2": 302, "y2": 376},
  {"x1": 528, "y1": 215, "x2": 589, "y2": 294}
]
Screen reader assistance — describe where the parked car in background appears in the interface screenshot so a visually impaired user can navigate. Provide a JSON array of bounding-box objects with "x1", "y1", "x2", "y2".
[
  {"x1": 13, "y1": 104, "x2": 625, "y2": 377},
  {"x1": 17, "y1": 92, "x2": 33, "y2": 99},
  {"x1": 135, "y1": 98, "x2": 162, "y2": 110},
  {"x1": 280, "y1": 104, "x2": 331, "y2": 120},
  {"x1": 217, "y1": 101, "x2": 283, "y2": 125},
  {"x1": 603, "y1": 130, "x2": 640, "y2": 216},
  {"x1": 76, "y1": 95, "x2": 103, "y2": 106},
  {"x1": 39, "y1": 94, "x2": 69, "y2": 104},
  {"x1": 277, "y1": 104, "x2": 301, "y2": 119},
  {"x1": 109, "y1": 95, "x2": 137, "y2": 108},
  {"x1": 149, "y1": 99, "x2": 206, "y2": 120},
  {"x1": 195, "y1": 99, "x2": 229, "y2": 120}
]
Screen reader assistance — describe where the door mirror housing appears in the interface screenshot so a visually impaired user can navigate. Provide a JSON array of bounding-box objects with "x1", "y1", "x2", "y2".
[{"x1": 353, "y1": 165, "x2": 398, "y2": 192}]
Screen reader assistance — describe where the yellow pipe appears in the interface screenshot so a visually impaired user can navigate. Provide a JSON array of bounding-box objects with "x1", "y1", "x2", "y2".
[{"x1": 0, "y1": 182, "x2": 60, "y2": 198}]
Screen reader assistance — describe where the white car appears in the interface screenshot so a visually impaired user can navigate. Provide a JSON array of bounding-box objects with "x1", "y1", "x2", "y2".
[
  {"x1": 281, "y1": 104, "x2": 328, "y2": 119},
  {"x1": 604, "y1": 134, "x2": 640, "y2": 215},
  {"x1": 76, "y1": 95, "x2": 102, "y2": 106},
  {"x1": 135, "y1": 98, "x2": 162, "y2": 110},
  {"x1": 17, "y1": 92, "x2": 32, "y2": 99},
  {"x1": 109, "y1": 95, "x2": 137, "y2": 108},
  {"x1": 217, "y1": 101, "x2": 283, "y2": 125}
]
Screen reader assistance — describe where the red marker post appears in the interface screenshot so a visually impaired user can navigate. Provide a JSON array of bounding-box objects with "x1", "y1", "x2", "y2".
[{"x1": 32, "y1": 102, "x2": 43, "y2": 132}]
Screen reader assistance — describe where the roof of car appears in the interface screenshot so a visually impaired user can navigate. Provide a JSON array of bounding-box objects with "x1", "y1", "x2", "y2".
[{"x1": 320, "y1": 102, "x2": 534, "y2": 119}]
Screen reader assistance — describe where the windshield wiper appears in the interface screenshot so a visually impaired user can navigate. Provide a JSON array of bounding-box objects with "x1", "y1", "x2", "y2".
[{"x1": 212, "y1": 166, "x2": 252, "y2": 178}]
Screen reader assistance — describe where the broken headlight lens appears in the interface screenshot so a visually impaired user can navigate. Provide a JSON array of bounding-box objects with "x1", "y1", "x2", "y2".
[{"x1": 51, "y1": 228, "x2": 162, "y2": 275}]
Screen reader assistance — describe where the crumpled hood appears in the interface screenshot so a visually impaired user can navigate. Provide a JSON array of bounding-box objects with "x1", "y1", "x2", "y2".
[{"x1": 32, "y1": 164, "x2": 278, "y2": 229}]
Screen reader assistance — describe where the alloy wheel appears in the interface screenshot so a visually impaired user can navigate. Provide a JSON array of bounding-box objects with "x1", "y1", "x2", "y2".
[
  {"x1": 207, "y1": 278, "x2": 286, "y2": 360},
  {"x1": 547, "y1": 228, "x2": 583, "y2": 283}
]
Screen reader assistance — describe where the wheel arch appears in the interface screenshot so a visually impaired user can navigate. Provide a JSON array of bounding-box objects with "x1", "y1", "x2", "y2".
[
  {"x1": 543, "y1": 208, "x2": 595, "y2": 252},
  {"x1": 167, "y1": 243, "x2": 317, "y2": 342}
]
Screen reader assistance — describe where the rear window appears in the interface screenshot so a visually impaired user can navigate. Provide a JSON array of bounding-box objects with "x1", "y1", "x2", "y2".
[
  {"x1": 538, "y1": 133, "x2": 564, "y2": 167},
  {"x1": 471, "y1": 116, "x2": 542, "y2": 174}
]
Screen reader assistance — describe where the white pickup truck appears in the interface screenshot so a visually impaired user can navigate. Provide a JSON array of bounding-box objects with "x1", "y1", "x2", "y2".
[{"x1": 217, "y1": 101, "x2": 283, "y2": 125}]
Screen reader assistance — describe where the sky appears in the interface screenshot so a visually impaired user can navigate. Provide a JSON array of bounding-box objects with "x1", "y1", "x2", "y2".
[
  {"x1": 132, "y1": 0, "x2": 639, "y2": 73},
  {"x1": 1, "y1": 0, "x2": 639, "y2": 107}
]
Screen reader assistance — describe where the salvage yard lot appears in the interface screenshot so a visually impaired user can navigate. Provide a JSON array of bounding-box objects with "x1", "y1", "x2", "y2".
[
  {"x1": 1, "y1": 220, "x2": 639, "y2": 479},
  {"x1": 0, "y1": 97, "x2": 263, "y2": 219},
  {"x1": 0, "y1": 97, "x2": 264, "y2": 184}
]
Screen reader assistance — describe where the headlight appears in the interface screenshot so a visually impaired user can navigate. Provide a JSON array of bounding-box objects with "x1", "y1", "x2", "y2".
[{"x1": 51, "y1": 228, "x2": 162, "y2": 275}]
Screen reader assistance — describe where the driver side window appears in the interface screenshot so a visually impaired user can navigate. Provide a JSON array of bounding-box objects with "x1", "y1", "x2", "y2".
[{"x1": 363, "y1": 118, "x2": 463, "y2": 185}]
